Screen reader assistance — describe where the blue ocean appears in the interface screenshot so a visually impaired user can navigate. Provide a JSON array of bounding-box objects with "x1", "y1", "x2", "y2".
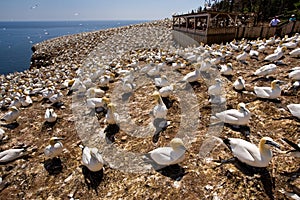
[{"x1": 0, "y1": 20, "x2": 148, "y2": 75}]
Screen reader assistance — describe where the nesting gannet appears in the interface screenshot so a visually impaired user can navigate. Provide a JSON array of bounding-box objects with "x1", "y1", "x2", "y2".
[
  {"x1": 1, "y1": 106, "x2": 20, "y2": 123},
  {"x1": 82, "y1": 146, "x2": 104, "y2": 172},
  {"x1": 154, "y1": 75, "x2": 169, "y2": 88},
  {"x1": 49, "y1": 91, "x2": 63, "y2": 104},
  {"x1": 147, "y1": 138, "x2": 186, "y2": 166},
  {"x1": 86, "y1": 97, "x2": 109, "y2": 109},
  {"x1": 264, "y1": 46, "x2": 286, "y2": 62},
  {"x1": 9, "y1": 96, "x2": 22, "y2": 108},
  {"x1": 236, "y1": 51, "x2": 248, "y2": 63},
  {"x1": 20, "y1": 95, "x2": 32, "y2": 107},
  {"x1": 152, "y1": 91, "x2": 167, "y2": 119},
  {"x1": 0, "y1": 148, "x2": 25, "y2": 163},
  {"x1": 86, "y1": 87, "x2": 105, "y2": 98},
  {"x1": 254, "y1": 80, "x2": 283, "y2": 99},
  {"x1": 44, "y1": 137, "x2": 64, "y2": 159},
  {"x1": 281, "y1": 138, "x2": 300, "y2": 158},
  {"x1": 0, "y1": 128, "x2": 4, "y2": 140},
  {"x1": 208, "y1": 79, "x2": 222, "y2": 95},
  {"x1": 45, "y1": 108, "x2": 57, "y2": 123},
  {"x1": 182, "y1": 68, "x2": 201, "y2": 83},
  {"x1": 220, "y1": 63, "x2": 233, "y2": 76},
  {"x1": 233, "y1": 76, "x2": 245, "y2": 91},
  {"x1": 289, "y1": 69, "x2": 300, "y2": 81},
  {"x1": 254, "y1": 64, "x2": 277, "y2": 76},
  {"x1": 105, "y1": 103, "x2": 119, "y2": 125},
  {"x1": 215, "y1": 103, "x2": 251, "y2": 126},
  {"x1": 287, "y1": 104, "x2": 300, "y2": 119},
  {"x1": 222, "y1": 137, "x2": 280, "y2": 167},
  {"x1": 159, "y1": 84, "x2": 175, "y2": 98},
  {"x1": 289, "y1": 47, "x2": 300, "y2": 57}
]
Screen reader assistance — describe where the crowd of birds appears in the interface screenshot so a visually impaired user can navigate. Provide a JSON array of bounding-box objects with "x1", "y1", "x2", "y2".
[{"x1": 0, "y1": 20, "x2": 299, "y2": 199}]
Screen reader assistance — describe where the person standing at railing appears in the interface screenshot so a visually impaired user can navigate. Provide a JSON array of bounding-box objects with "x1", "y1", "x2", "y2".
[
  {"x1": 269, "y1": 16, "x2": 280, "y2": 27},
  {"x1": 289, "y1": 14, "x2": 296, "y2": 22}
]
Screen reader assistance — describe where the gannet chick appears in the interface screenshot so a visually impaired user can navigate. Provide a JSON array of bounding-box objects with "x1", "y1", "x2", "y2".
[
  {"x1": 45, "y1": 108, "x2": 57, "y2": 123},
  {"x1": 44, "y1": 137, "x2": 64, "y2": 159},
  {"x1": 82, "y1": 146, "x2": 104, "y2": 172},
  {"x1": 233, "y1": 76, "x2": 245, "y2": 91},
  {"x1": 254, "y1": 80, "x2": 283, "y2": 99},
  {"x1": 0, "y1": 148, "x2": 25, "y2": 163},
  {"x1": 287, "y1": 104, "x2": 300, "y2": 119},
  {"x1": 208, "y1": 79, "x2": 222, "y2": 95},
  {"x1": 152, "y1": 91, "x2": 167, "y2": 119},
  {"x1": 254, "y1": 64, "x2": 277, "y2": 76},
  {"x1": 105, "y1": 103, "x2": 119, "y2": 125},
  {"x1": 222, "y1": 137, "x2": 280, "y2": 167},
  {"x1": 220, "y1": 63, "x2": 233, "y2": 75},
  {"x1": 281, "y1": 138, "x2": 300, "y2": 158},
  {"x1": 1, "y1": 106, "x2": 20, "y2": 123},
  {"x1": 147, "y1": 138, "x2": 186, "y2": 166},
  {"x1": 154, "y1": 75, "x2": 169, "y2": 88},
  {"x1": 215, "y1": 103, "x2": 251, "y2": 126}
]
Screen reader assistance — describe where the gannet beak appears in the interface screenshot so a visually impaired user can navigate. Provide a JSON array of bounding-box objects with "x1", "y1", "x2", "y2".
[{"x1": 266, "y1": 140, "x2": 280, "y2": 149}]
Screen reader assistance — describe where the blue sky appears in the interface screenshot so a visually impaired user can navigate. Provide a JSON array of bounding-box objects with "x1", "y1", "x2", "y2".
[{"x1": 0, "y1": 0, "x2": 205, "y2": 21}]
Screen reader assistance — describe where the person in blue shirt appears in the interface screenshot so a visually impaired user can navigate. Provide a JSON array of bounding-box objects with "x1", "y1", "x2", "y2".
[
  {"x1": 269, "y1": 16, "x2": 280, "y2": 27},
  {"x1": 289, "y1": 14, "x2": 296, "y2": 22}
]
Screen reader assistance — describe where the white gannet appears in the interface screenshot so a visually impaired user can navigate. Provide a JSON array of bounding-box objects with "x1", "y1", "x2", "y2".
[
  {"x1": 147, "y1": 138, "x2": 186, "y2": 166},
  {"x1": 287, "y1": 104, "x2": 300, "y2": 119},
  {"x1": 254, "y1": 64, "x2": 277, "y2": 76},
  {"x1": 236, "y1": 51, "x2": 248, "y2": 63},
  {"x1": 49, "y1": 91, "x2": 63, "y2": 104},
  {"x1": 220, "y1": 63, "x2": 233, "y2": 76},
  {"x1": 233, "y1": 76, "x2": 245, "y2": 91},
  {"x1": 159, "y1": 84, "x2": 175, "y2": 98},
  {"x1": 222, "y1": 137, "x2": 280, "y2": 167},
  {"x1": 86, "y1": 87, "x2": 105, "y2": 98},
  {"x1": 254, "y1": 80, "x2": 283, "y2": 99},
  {"x1": 208, "y1": 79, "x2": 223, "y2": 95},
  {"x1": 86, "y1": 97, "x2": 109, "y2": 109},
  {"x1": 215, "y1": 103, "x2": 251, "y2": 126},
  {"x1": 281, "y1": 138, "x2": 300, "y2": 158},
  {"x1": 0, "y1": 128, "x2": 5, "y2": 140},
  {"x1": 9, "y1": 96, "x2": 22, "y2": 108},
  {"x1": 289, "y1": 47, "x2": 300, "y2": 57},
  {"x1": 1, "y1": 106, "x2": 20, "y2": 123},
  {"x1": 105, "y1": 103, "x2": 119, "y2": 125},
  {"x1": 44, "y1": 137, "x2": 64, "y2": 159},
  {"x1": 20, "y1": 95, "x2": 32, "y2": 107},
  {"x1": 0, "y1": 148, "x2": 25, "y2": 163},
  {"x1": 82, "y1": 146, "x2": 104, "y2": 172},
  {"x1": 182, "y1": 68, "x2": 201, "y2": 83},
  {"x1": 154, "y1": 75, "x2": 170, "y2": 88},
  {"x1": 264, "y1": 46, "x2": 286, "y2": 62},
  {"x1": 152, "y1": 91, "x2": 167, "y2": 119},
  {"x1": 289, "y1": 69, "x2": 300, "y2": 81},
  {"x1": 45, "y1": 108, "x2": 57, "y2": 123}
]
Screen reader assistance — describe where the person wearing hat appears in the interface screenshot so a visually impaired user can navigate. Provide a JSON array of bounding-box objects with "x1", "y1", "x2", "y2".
[
  {"x1": 289, "y1": 14, "x2": 296, "y2": 22},
  {"x1": 269, "y1": 16, "x2": 280, "y2": 27}
]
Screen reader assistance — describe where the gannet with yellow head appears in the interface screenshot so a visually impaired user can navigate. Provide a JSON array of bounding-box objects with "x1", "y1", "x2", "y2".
[
  {"x1": 254, "y1": 80, "x2": 284, "y2": 99},
  {"x1": 44, "y1": 137, "x2": 64, "y2": 159},
  {"x1": 215, "y1": 103, "x2": 251, "y2": 126}
]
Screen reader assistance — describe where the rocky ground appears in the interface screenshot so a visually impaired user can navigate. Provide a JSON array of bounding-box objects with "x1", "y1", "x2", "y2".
[{"x1": 0, "y1": 19, "x2": 299, "y2": 200}]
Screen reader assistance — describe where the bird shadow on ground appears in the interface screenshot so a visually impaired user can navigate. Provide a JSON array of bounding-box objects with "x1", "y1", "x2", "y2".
[
  {"x1": 214, "y1": 157, "x2": 275, "y2": 200},
  {"x1": 104, "y1": 124, "x2": 120, "y2": 144},
  {"x1": 155, "y1": 164, "x2": 187, "y2": 181},
  {"x1": 254, "y1": 97, "x2": 281, "y2": 104},
  {"x1": 43, "y1": 157, "x2": 63, "y2": 175},
  {"x1": 280, "y1": 167, "x2": 300, "y2": 178},
  {"x1": 250, "y1": 76, "x2": 276, "y2": 83},
  {"x1": 224, "y1": 124, "x2": 251, "y2": 139},
  {"x1": 81, "y1": 166, "x2": 104, "y2": 195},
  {"x1": 272, "y1": 116, "x2": 300, "y2": 122},
  {"x1": 1, "y1": 122, "x2": 19, "y2": 130},
  {"x1": 51, "y1": 102, "x2": 64, "y2": 108}
]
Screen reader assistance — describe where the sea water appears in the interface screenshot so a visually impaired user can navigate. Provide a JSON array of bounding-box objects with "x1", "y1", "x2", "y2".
[{"x1": 0, "y1": 20, "x2": 148, "y2": 75}]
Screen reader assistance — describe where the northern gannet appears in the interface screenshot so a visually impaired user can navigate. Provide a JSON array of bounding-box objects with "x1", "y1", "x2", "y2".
[
  {"x1": 264, "y1": 46, "x2": 286, "y2": 62},
  {"x1": 49, "y1": 91, "x2": 63, "y2": 104},
  {"x1": 86, "y1": 87, "x2": 105, "y2": 98},
  {"x1": 146, "y1": 138, "x2": 186, "y2": 166},
  {"x1": 215, "y1": 103, "x2": 251, "y2": 126},
  {"x1": 154, "y1": 75, "x2": 169, "y2": 88},
  {"x1": 281, "y1": 138, "x2": 300, "y2": 158},
  {"x1": 254, "y1": 64, "x2": 277, "y2": 76},
  {"x1": 223, "y1": 137, "x2": 280, "y2": 167},
  {"x1": 233, "y1": 76, "x2": 245, "y2": 91},
  {"x1": 159, "y1": 84, "x2": 175, "y2": 98},
  {"x1": 105, "y1": 103, "x2": 119, "y2": 125},
  {"x1": 254, "y1": 80, "x2": 283, "y2": 99},
  {"x1": 208, "y1": 79, "x2": 223, "y2": 95},
  {"x1": 45, "y1": 108, "x2": 57, "y2": 123},
  {"x1": 82, "y1": 146, "x2": 104, "y2": 172},
  {"x1": 287, "y1": 104, "x2": 300, "y2": 119},
  {"x1": 1, "y1": 106, "x2": 20, "y2": 123},
  {"x1": 86, "y1": 97, "x2": 109, "y2": 109},
  {"x1": 182, "y1": 68, "x2": 201, "y2": 83},
  {"x1": 0, "y1": 128, "x2": 4, "y2": 140},
  {"x1": 44, "y1": 137, "x2": 64, "y2": 159},
  {"x1": 289, "y1": 47, "x2": 300, "y2": 57},
  {"x1": 289, "y1": 69, "x2": 300, "y2": 81},
  {"x1": 0, "y1": 148, "x2": 25, "y2": 163},
  {"x1": 152, "y1": 91, "x2": 167, "y2": 119},
  {"x1": 220, "y1": 63, "x2": 233, "y2": 76},
  {"x1": 20, "y1": 95, "x2": 32, "y2": 107}
]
